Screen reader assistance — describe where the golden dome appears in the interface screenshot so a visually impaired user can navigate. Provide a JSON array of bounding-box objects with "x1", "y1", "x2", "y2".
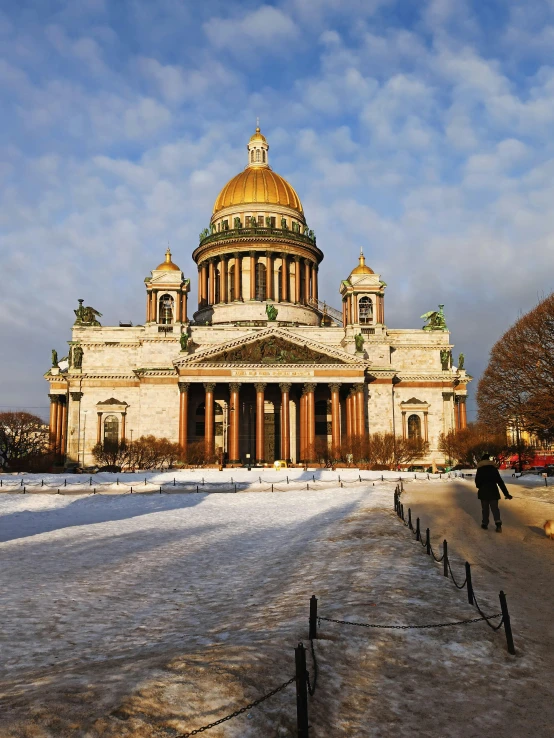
[
  {"x1": 155, "y1": 247, "x2": 181, "y2": 272},
  {"x1": 249, "y1": 126, "x2": 267, "y2": 144},
  {"x1": 351, "y1": 251, "x2": 374, "y2": 275},
  {"x1": 213, "y1": 167, "x2": 303, "y2": 215}
]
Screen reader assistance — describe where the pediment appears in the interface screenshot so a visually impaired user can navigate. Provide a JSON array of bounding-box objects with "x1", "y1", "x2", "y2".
[{"x1": 176, "y1": 328, "x2": 364, "y2": 366}]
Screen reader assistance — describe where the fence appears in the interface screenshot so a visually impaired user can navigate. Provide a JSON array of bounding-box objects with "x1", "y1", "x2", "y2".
[
  {"x1": 0, "y1": 472, "x2": 461, "y2": 496},
  {"x1": 393, "y1": 487, "x2": 515, "y2": 655}
]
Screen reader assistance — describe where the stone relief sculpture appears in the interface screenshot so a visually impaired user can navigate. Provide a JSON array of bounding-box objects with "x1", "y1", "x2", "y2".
[
  {"x1": 421, "y1": 304, "x2": 447, "y2": 331},
  {"x1": 440, "y1": 349, "x2": 452, "y2": 371},
  {"x1": 209, "y1": 337, "x2": 343, "y2": 364},
  {"x1": 73, "y1": 345, "x2": 84, "y2": 369}
]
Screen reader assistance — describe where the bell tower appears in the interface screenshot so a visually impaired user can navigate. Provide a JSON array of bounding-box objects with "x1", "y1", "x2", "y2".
[
  {"x1": 340, "y1": 249, "x2": 386, "y2": 329},
  {"x1": 145, "y1": 247, "x2": 190, "y2": 328}
]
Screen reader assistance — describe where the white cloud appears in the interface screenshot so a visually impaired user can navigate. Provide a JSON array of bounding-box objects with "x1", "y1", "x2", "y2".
[{"x1": 204, "y1": 5, "x2": 299, "y2": 51}]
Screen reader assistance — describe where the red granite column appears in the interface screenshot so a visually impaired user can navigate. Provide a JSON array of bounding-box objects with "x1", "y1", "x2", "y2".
[
  {"x1": 204, "y1": 383, "x2": 215, "y2": 456},
  {"x1": 304, "y1": 259, "x2": 311, "y2": 303},
  {"x1": 355, "y1": 384, "x2": 365, "y2": 437},
  {"x1": 299, "y1": 391, "x2": 307, "y2": 460},
  {"x1": 329, "y1": 383, "x2": 341, "y2": 452},
  {"x1": 234, "y1": 253, "x2": 241, "y2": 301},
  {"x1": 279, "y1": 383, "x2": 291, "y2": 461},
  {"x1": 250, "y1": 251, "x2": 256, "y2": 299},
  {"x1": 48, "y1": 394, "x2": 58, "y2": 452},
  {"x1": 208, "y1": 259, "x2": 215, "y2": 306},
  {"x1": 255, "y1": 383, "x2": 266, "y2": 462},
  {"x1": 280, "y1": 254, "x2": 288, "y2": 302},
  {"x1": 295, "y1": 256, "x2": 301, "y2": 303},
  {"x1": 221, "y1": 257, "x2": 229, "y2": 303},
  {"x1": 459, "y1": 398, "x2": 467, "y2": 430},
  {"x1": 179, "y1": 383, "x2": 189, "y2": 451},
  {"x1": 312, "y1": 264, "x2": 318, "y2": 301},
  {"x1": 229, "y1": 383, "x2": 241, "y2": 463},
  {"x1": 305, "y1": 384, "x2": 316, "y2": 461},
  {"x1": 60, "y1": 398, "x2": 68, "y2": 457}
]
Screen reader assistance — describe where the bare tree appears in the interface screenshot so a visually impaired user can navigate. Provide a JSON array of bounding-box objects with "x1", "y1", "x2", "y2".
[
  {"x1": 0, "y1": 412, "x2": 49, "y2": 471},
  {"x1": 439, "y1": 424, "x2": 512, "y2": 467},
  {"x1": 91, "y1": 441, "x2": 130, "y2": 469}
]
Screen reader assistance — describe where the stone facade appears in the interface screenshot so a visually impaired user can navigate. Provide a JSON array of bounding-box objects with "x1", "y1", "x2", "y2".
[{"x1": 45, "y1": 127, "x2": 469, "y2": 467}]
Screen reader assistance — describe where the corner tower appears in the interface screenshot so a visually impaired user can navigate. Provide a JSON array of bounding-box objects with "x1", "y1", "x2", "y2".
[{"x1": 192, "y1": 126, "x2": 324, "y2": 326}]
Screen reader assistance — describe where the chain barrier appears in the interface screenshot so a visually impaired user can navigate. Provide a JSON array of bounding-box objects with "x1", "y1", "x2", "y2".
[
  {"x1": 306, "y1": 638, "x2": 318, "y2": 697},
  {"x1": 429, "y1": 543, "x2": 445, "y2": 563},
  {"x1": 447, "y1": 559, "x2": 468, "y2": 589},
  {"x1": 175, "y1": 676, "x2": 295, "y2": 737},
  {"x1": 318, "y1": 614, "x2": 500, "y2": 630},
  {"x1": 472, "y1": 594, "x2": 506, "y2": 631}
]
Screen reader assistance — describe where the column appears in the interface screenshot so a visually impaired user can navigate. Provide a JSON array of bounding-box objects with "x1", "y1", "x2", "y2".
[
  {"x1": 208, "y1": 259, "x2": 215, "y2": 306},
  {"x1": 459, "y1": 397, "x2": 467, "y2": 430},
  {"x1": 146, "y1": 291, "x2": 151, "y2": 323},
  {"x1": 48, "y1": 394, "x2": 59, "y2": 452},
  {"x1": 197, "y1": 265, "x2": 202, "y2": 307},
  {"x1": 424, "y1": 411, "x2": 429, "y2": 442},
  {"x1": 179, "y1": 382, "x2": 189, "y2": 451},
  {"x1": 353, "y1": 295, "x2": 359, "y2": 324},
  {"x1": 279, "y1": 383, "x2": 291, "y2": 461},
  {"x1": 152, "y1": 290, "x2": 158, "y2": 323},
  {"x1": 222, "y1": 257, "x2": 229, "y2": 303},
  {"x1": 121, "y1": 412, "x2": 126, "y2": 443},
  {"x1": 234, "y1": 253, "x2": 241, "y2": 300},
  {"x1": 204, "y1": 383, "x2": 216, "y2": 455},
  {"x1": 97, "y1": 412, "x2": 102, "y2": 444},
  {"x1": 229, "y1": 383, "x2": 241, "y2": 463},
  {"x1": 304, "y1": 259, "x2": 311, "y2": 303},
  {"x1": 312, "y1": 264, "x2": 318, "y2": 302},
  {"x1": 305, "y1": 384, "x2": 316, "y2": 461},
  {"x1": 255, "y1": 383, "x2": 266, "y2": 462},
  {"x1": 329, "y1": 384, "x2": 341, "y2": 452},
  {"x1": 182, "y1": 291, "x2": 188, "y2": 323},
  {"x1": 455, "y1": 397, "x2": 461, "y2": 431},
  {"x1": 299, "y1": 390, "x2": 307, "y2": 461},
  {"x1": 280, "y1": 254, "x2": 288, "y2": 302},
  {"x1": 355, "y1": 384, "x2": 365, "y2": 436},
  {"x1": 348, "y1": 387, "x2": 356, "y2": 439},
  {"x1": 342, "y1": 300, "x2": 346, "y2": 327},
  {"x1": 60, "y1": 397, "x2": 68, "y2": 457},
  {"x1": 294, "y1": 256, "x2": 301, "y2": 303},
  {"x1": 402, "y1": 411, "x2": 407, "y2": 439},
  {"x1": 266, "y1": 252, "x2": 274, "y2": 300},
  {"x1": 201, "y1": 262, "x2": 208, "y2": 307},
  {"x1": 55, "y1": 396, "x2": 64, "y2": 456},
  {"x1": 250, "y1": 251, "x2": 256, "y2": 299}
]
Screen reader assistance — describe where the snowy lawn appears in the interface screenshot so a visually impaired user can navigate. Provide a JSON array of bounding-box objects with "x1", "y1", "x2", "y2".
[{"x1": 0, "y1": 477, "x2": 549, "y2": 737}]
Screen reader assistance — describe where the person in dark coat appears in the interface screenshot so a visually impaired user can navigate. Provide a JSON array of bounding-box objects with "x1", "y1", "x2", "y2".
[{"x1": 475, "y1": 454, "x2": 513, "y2": 532}]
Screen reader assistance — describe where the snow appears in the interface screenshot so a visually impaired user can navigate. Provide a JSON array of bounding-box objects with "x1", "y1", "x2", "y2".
[{"x1": 0, "y1": 474, "x2": 552, "y2": 737}]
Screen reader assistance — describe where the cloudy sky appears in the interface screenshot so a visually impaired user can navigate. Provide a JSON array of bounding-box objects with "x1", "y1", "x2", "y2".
[{"x1": 1, "y1": 0, "x2": 554, "y2": 420}]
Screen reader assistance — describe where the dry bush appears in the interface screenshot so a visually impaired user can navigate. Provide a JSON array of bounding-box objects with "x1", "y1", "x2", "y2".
[{"x1": 0, "y1": 412, "x2": 50, "y2": 471}]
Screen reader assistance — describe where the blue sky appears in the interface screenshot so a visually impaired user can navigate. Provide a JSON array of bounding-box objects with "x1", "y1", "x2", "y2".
[{"x1": 2, "y1": 0, "x2": 554, "y2": 420}]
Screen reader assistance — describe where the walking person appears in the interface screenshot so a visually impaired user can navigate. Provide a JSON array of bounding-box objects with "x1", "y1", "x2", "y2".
[{"x1": 475, "y1": 454, "x2": 513, "y2": 532}]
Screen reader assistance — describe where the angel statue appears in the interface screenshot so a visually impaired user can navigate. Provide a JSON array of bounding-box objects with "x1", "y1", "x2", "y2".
[
  {"x1": 74, "y1": 299, "x2": 102, "y2": 326},
  {"x1": 180, "y1": 332, "x2": 189, "y2": 352},
  {"x1": 51, "y1": 349, "x2": 58, "y2": 368},
  {"x1": 421, "y1": 304, "x2": 447, "y2": 331},
  {"x1": 458, "y1": 353, "x2": 465, "y2": 370}
]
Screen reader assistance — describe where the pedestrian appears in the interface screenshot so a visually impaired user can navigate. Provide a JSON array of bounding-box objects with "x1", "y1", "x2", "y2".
[{"x1": 475, "y1": 453, "x2": 513, "y2": 532}]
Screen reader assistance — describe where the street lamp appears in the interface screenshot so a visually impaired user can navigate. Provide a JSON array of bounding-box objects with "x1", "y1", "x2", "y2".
[{"x1": 82, "y1": 410, "x2": 88, "y2": 468}]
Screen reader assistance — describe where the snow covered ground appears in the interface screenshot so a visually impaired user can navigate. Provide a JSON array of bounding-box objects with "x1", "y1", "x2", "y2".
[{"x1": 0, "y1": 475, "x2": 552, "y2": 737}]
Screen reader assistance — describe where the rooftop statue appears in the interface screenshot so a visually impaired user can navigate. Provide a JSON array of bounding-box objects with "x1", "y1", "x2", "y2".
[
  {"x1": 51, "y1": 349, "x2": 58, "y2": 368},
  {"x1": 74, "y1": 299, "x2": 102, "y2": 327},
  {"x1": 266, "y1": 303, "x2": 278, "y2": 321},
  {"x1": 458, "y1": 352, "x2": 465, "y2": 370},
  {"x1": 180, "y1": 332, "x2": 189, "y2": 352},
  {"x1": 421, "y1": 304, "x2": 447, "y2": 331},
  {"x1": 354, "y1": 333, "x2": 365, "y2": 354}
]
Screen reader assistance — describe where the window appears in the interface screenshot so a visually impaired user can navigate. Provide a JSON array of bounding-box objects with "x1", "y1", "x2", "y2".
[
  {"x1": 262, "y1": 150, "x2": 266, "y2": 163},
  {"x1": 251, "y1": 150, "x2": 255, "y2": 163},
  {"x1": 256, "y1": 149, "x2": 261, "y2": 162},
  {"x1": 229, "y1": 265, "x2": 235, "y2": 301},
  {"x1": 258, "y1": 215, "x2": 264, "y2": 226},
  {"x1": 223, "y1": 220, "x2": 229, "y2": 230},
  {"x1": 104, "y1": 415, "x2": 119, "y2": 446},
  {"x1": 270, "y1": 216, "x2": 276, "y2": 228},
  {"x1": 408, "y1": 414, "x2": 421, "y2": 440},
  {"x1": 159, "y1": 294, "x2": 174, "y2": 324},
  {"x1": 256, "y1": 263, "x2": 266, "y2": 300},
  {"x1": 359, "y1": 297, "x2": 373, "y2": 324}
]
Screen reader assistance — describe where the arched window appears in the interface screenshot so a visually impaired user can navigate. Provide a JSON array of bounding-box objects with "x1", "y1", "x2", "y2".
[
  {"x1": 262, "y1": 150, "x2": 266, "y2": 163},
  {"x1": 251, "y1": 150, "x2": 255, "y2": 163},
  {"x1": 408, "y1": 414, "x2": 421, "y2": 440},
  {"x1": 229, "y1": 265, "x2": 235, "y2": 301},
  {"x1": 104, "y1": 415, "x2": 119, "y2": 446},
  {"x1": 256, "y1": 149, "x2": 261, "y2": 162},
  {"x1": 159, "y1": 294, "x2": 174, "y2": 324},
  {"x1": 256, "y1": 263, "x2": 266, "y2": 300},
  {"x1": 359, "y1": 297, "x2": 373, "y2": 324}
]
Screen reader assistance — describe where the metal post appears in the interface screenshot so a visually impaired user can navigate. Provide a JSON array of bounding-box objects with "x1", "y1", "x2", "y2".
[
  {"x1": 499, "y1": 591, "x2": 515, "y2": 654},
  {"x1": 416, "y1": 517, "x2": 420, "y2": 541},
  {"x1": 408, "y1": 508, "x2": 412, "y2": 530},
  {"x1": 443, "y1": 540, "x2": 448, "y2": 576},
  {"x1": 465, "y1": 562, "x2": 474, "y2": 605},
  {"x1": 309, "y1": 595, "x2": 318, "y2": 639},
  {"x1": 400, "y1": 503, "x2": 404, "y2": 520},
  {"x1": 295, "y1": 643, "x2": 309, "y2": 738},
  {"x1": 426, "y1": 528, "x2": 431, "y2": 555}
]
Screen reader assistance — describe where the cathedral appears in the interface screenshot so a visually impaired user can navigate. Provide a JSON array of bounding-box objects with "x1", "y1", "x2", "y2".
[{"x1": 45, "y1": 127, "x2": 469, "y2": 468}]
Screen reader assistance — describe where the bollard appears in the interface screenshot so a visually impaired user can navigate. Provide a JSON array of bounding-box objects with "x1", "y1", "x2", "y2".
[
  {"x1": 93, "y1": 488, "x2": 96, "y2": 494},
  {"x1": 427, "y1": 473, "x2": 429, "y2": 480},
  {"x1": 57, "y1": 489, "x2": 60, "y2": 494},
  {"x1": 21, "y1": 479, "x2": 23, "y2": 486},
  {"x1": 295, "y1": 643, "x2": 309, "y2": 738},
  {"x1": 545, "y1": 476, "x2": 548, "y2": 487},
  {"x1": 259, "y1": 476, "x2": 262, "y2": 483},
  {"x1": 499, "y1": 591, "x2": 515, "y2": 654},
  {"x1": 381, "y1": 475, "x2": 384, "y2": 482},
  {"x1": 394, "y1": 490, "x2": 398, "y2": 512},
  {"x1": 117, "y1": 478, "x2": 119, "y2": 486},
  {"x1": 202, "y1": 477, "x2": 205, "y2": 485},
  {"x1": 287, "y1": 476, "x2": 289, "y2": 483},
  {"x1": 309, "y1": 595, "x2": 318, "y2": 640},
  {"x1": 64, "y1": 479, "x2": 67, "y2": 487},
  {"x1": 234, "y1": 483, "x2": 237, "y2": 493},
  {"x1": 338, "y1": 475, "x2": 341, "y2": 483},
  {"x1": 359, "y1": 474, "x2": 361, "y2": 482},
  {"x1": 90, "y1": 477, "x2": 92, "y2": 485},
  {"x1": 401, "y1": 480, "x2": 404, "y2": 493},
  {"x1": 130, "y1": 487, "x2": 133, "y2": 494},
  {"x1": 416, "y1": 517, "x2": 421, "y2": 541},
  {"x1": 160, "y1": 487, "x2": 162, "y2": 494},
  {"x1": 439, "y1": 473, "x2": 442, "y2": 479},
  {"x1": 465, "y1": 562, "x2": 474, "y2": 605},
  {"x1": 41, "y1": 479, "x2": 43, "y2": 487},
  {"x1": 271, "y1": 484, "x2": 274, "y2": 492},
  {"x1": 426, "y1": 528, "x2": 431, "y2": 555},
  {"x1": 173, "y1": 478, "x2": 176, "y2": 486},
  {"x1": 197, "y1": 485, "x2": 199, "y2": 493},
  {"x1": 408, "y1": 508, "x2": 413, "y2": 530},
  {"x1": 400, "y1": 503, "x2": 404, "y2": 520},
  {"x1": 414, "y1": 473, "x2": 417, "y2": 480},
  {"x1": 313, "y1": 474, "x2": 315, "y2": 482},
  {"x1": 443, "y1": 540, "x2": 448, "y2": 576},
  {"x1": 145, "y1": 477, "x2": 147, "y2": 485},
  {"x1": 307, "y1": 483, "x2": 309, "y2": 491},
  {"x1": 23, "y1": 487, "x2": 26, "y2": 494}
]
